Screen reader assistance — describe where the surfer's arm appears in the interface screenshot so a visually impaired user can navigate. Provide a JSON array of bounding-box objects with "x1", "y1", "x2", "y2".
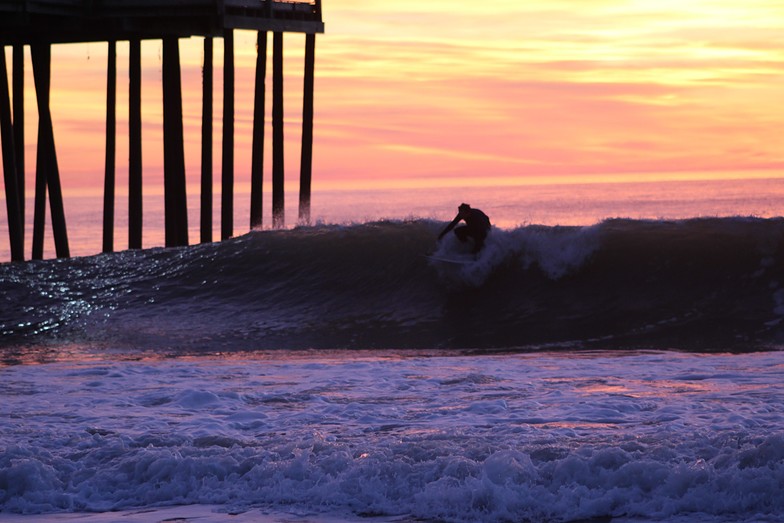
[{"x1": 438, "y1": 215, "x2": 461, "y2": 240}]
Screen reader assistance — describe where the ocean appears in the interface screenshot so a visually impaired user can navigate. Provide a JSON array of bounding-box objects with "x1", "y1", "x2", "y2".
[{"x1": 2, "y1": 177, "x2": 784, "y2": 522}]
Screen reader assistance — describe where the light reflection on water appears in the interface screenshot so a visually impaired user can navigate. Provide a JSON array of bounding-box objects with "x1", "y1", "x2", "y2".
[{"x1": 3, "y1": 177, "x2": 784, "y2": 261}]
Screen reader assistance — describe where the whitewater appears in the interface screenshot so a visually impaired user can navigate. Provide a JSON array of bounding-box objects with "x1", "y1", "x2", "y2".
[
  {"x1": 2, "y1": 179, "x2": 784, "y2": 522},
  {"x1": 2, "y1": 350, "x2": 784, "y2": 522}
]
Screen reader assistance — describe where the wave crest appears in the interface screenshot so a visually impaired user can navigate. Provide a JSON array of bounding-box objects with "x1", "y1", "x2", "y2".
[{"x1": 2, "y1": 217, "x2": 783, "y2": 354}]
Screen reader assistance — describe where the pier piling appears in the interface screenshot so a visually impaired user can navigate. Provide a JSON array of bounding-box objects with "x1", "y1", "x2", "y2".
[
  {"x1": 272, "y1": 32, "x2": 284, "y2": 228},
  {"x1": 12, "y1": 45, "x2": 24, "y2": 232},
  {"x1": 128, "y1": 39, "x2": 143, "y2": 250},
  {"x1": 31, "y1": 44, "x2": 69, "y2": 259},
  {"x1": 250, "y1": 31, "x2": 267, "y2": 230},
  {"x1": 103, "y1": 40, "x2": 117, "y2": 254},
  {"x1": 0, "y1": 50, "x2": 23, "y2": 261},
  {"x1": 162, "y1": 37, "x2": 189, "y2": 248},
  {"x1": 201, "y1": 37, "x2": 214, "y2": 244},
  {"x1": 299, "y1": 33, "x2": 315, "y2": 224},
  {"x1": 221, "y1": 30, "x2": 235, "y2": 241}
]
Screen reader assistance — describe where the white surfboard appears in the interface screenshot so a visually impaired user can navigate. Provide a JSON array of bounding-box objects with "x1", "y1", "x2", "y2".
[{"x1": 425, "y1": 254, "x2": 475, "y2": 265}]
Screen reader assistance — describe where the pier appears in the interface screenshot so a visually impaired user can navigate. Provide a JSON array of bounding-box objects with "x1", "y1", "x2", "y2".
[{"x1": 0, "y1": 0, "x2": 324, "y2": 261}]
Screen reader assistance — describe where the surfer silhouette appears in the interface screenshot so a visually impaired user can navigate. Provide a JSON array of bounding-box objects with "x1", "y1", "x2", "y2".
[{"x1": 438, "y1": 203, "x2": 491, "y2": 253}]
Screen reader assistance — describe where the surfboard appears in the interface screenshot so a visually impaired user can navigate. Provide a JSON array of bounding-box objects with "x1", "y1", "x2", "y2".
[{"x1": 425, "y1": 254, "x2": 475, "y2": 265}]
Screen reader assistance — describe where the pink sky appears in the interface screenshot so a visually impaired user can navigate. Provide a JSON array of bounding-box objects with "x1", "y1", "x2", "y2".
[{"x1": 3, "y1": 0, "x2": 784, "y2": 195}]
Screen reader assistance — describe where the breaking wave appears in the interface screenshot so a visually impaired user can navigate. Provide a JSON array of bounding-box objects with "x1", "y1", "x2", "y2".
[{"x1": 2, "y1": 217, "x2": 784, "y2": 355}]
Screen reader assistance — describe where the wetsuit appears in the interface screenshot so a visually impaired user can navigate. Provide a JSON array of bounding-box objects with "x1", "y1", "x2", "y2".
[{"x1": 438, "y1": 208, "x2": 491, "y2": 253}]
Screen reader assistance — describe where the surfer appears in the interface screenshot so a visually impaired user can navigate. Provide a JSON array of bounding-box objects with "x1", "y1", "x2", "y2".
[{"x1": 438, "y1": 203, "x2": 491, "y2": 253}]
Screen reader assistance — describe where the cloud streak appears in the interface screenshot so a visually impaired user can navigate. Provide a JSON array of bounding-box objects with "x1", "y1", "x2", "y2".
[{"x1": 2, "y1": 0, "x2": 783, "y2": 194}]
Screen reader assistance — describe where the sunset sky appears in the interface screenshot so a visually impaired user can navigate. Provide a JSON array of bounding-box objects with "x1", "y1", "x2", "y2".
[{"x1": 3, "y1": 0, "x2": 784, "y2": 194}]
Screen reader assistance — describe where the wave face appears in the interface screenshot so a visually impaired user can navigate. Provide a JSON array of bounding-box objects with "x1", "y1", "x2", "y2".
[{"x1": 2, "y1": 217, "x2": 784, "y2": 355}]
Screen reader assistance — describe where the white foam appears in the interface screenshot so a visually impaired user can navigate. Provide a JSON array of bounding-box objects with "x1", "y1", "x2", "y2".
[
  {"x1": 2, "y1": 350, "x2": 784, "y2": 522},
  {"x1": 508, "y1": 224, "x2": 600, "y2": 279},
  {"x1": 773, "y1": 288, "x2": 784, "y2": 316},
  {"x1": 430, "y1": 224, "x2": 600, "y2": 287}
]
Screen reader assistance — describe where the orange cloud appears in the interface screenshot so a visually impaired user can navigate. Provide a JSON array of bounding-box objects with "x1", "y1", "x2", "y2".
[{"x1": 1, "y1": 0, "x2": 783, "y2": 198}]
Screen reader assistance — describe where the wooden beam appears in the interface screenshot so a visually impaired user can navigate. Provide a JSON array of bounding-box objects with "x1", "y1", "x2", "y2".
[
  {"x1": 250, "y1": 30, "x2": 267, "y2": 229},
  {"x1": 128, "y1": 38, "x2": 142, "y2": 249},
  {"x1": 162, "y1": 36, "x2": 188, "y2": 247},
  {"x1": 221, "y1": 29, "x2": 234, "y2": 240},
  {"x1": 200, "y1": 36, "x2": 213, "y2": 244},
  {"x1": 315, "y1": 0, "x2": 323, "y2": 21},
  {"x1": 0, "y1": 47, "x2": 24, "y2": 261},
  {"x1": 298, "y1": 33, "x2": 315, "y2": 224},
  {"x1": 222, "y1": 16, "x2": 324, "y2": 35},
  {"x1": 12, "y1": 44, "x2": 24, "y2": 229},
  {"x1": 102, "y1": 40, "x2": 117, "y2": 253},
  {"x1": 272, "y1": 31, "x2": 284, "y2": 228},
  {"x1": 31, "y1": 44, "x2": 69, "y2": 259}
]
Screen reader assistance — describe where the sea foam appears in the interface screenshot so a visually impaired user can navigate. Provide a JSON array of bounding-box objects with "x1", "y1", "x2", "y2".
[{"x1": 2, "y1": 351, "x2": 784, "y2": 522}]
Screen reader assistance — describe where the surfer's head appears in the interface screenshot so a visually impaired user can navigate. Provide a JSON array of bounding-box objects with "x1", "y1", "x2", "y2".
[{"x1": 458, "y1": 203, "x2": 471, "y2": 216}]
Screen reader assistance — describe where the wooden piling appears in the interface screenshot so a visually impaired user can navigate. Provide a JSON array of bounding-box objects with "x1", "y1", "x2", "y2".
[
  {"x1": 250, "y1": 31, "x2": 267, "y2": 229},
  {"x1": 128, "y1": 39, "x2": 142, "y2": 249},
  {"x1": 102, "y1": 40, "x2": 117, "y2": 253},
  {"x1": 31, "y1": 117, "x2": 46, "y2": 260},
  {"x1": 200, "y1": 36, "x2": 213, "y2": 244},
  {"x1": 31, "y1": 44, "x2": 69, "y2": 259},
  {"x1": 162, "y1": 37, "x2": 189, "y2": 247},
  {"x1": 298, "y1": 33, "x2": 315, "y2": 224},
  {"x1": 272, "y1": 32, "x2": 284, "y2": 228},
  {"x1": 0, "y1": 48, "x2": 24, "y2": 261},
  {"x1": 12, "y1": 45, "x2": 24, "y2": 227},
  {"x1": 221, "y1": 30, "x2": 234, "y2": 240}
]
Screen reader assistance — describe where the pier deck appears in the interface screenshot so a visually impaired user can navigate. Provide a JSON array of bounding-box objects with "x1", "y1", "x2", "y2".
[{"x1": 0, "y1": 0, "x2": 323, "y2": 44}]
